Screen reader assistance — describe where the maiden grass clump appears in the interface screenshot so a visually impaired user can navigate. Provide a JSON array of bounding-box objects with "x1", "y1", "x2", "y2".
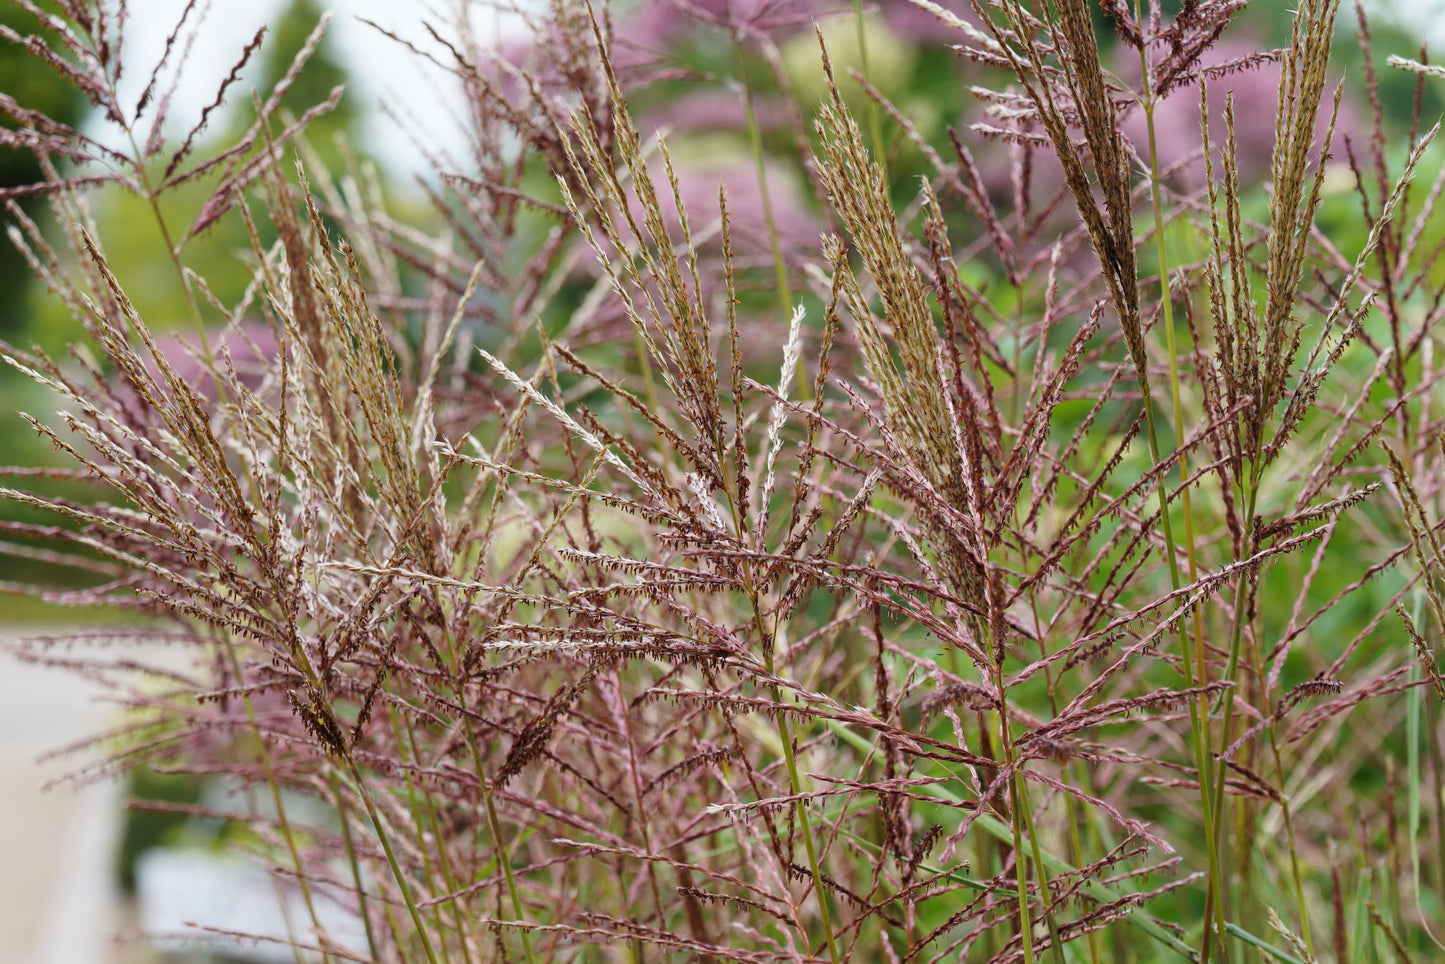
[{"x1": 3, "y1": 1, "x2": 1445, "y2": 960}]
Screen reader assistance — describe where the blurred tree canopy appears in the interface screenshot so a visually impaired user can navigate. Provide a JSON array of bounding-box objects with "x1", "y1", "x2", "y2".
[
  {"x1": 260, "y1": 0, "x2": 356, "y2": 147},
  {"x1": 0, "y1": 1, "x2": 90, "y2": 339}
]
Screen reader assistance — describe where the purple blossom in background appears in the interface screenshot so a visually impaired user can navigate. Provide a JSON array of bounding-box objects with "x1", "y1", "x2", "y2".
[
  {"x1": 616, "y1": 0, "x2": 835, "y2": 48},
  {"x1": 972, "y1": 33, "x2": 1360, "y2": 216},
  {"x1": 635, "y1": 90, "x2": 818, "y2": 244},
  {"x1": 1119, "y1": 37, "x2": 1361, "y2": 188},
  {"x1": 147, "y1": 324, "x2": 278, "y2": 401},
  {"x1": 631, "y1": 150, "x2": 818, "y2": 252},
  {"x1": 638, "y1": 88, "x2": 790, "y2": 139},
  {"x1": 882, "y1": 1, "x2": 978, "y2": 43}
]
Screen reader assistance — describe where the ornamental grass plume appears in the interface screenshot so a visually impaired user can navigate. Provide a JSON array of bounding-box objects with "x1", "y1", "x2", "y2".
[{"x1": 4, "y1": 1, "x2": 1445, "y2": 962}]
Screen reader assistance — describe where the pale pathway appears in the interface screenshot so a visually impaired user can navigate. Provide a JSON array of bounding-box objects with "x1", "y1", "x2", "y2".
[{"x1": 1, "y1": 637, "x2": 121, "y2": 964}]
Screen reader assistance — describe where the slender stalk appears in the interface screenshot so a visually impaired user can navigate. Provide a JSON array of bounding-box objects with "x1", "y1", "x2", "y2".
[
  {"x1": 1209, "y1": 475, "x2": 1259, "y2": 958},
  {"x1": 446, "y1": 686, "x2": 538, "y2": 964},
  {"x1": 483, "y1": 785, "x2": 539, "y2": 964},
  {"x1": 332, "y1": 771, "x2": 381, "y2": 963},
  {"x1": 1228, "y1": 496, "x2": 1314, "y2": 958},
  {"x1": 614, "y1": 669, "x2": 669, "y2": 928},
  {"x1": 344, "y1": 755, "x2": 442, "y2": 964},
  {"x1": 735, "y1": 48, "x2": 794, "y2": 321},
  {"x1": 1132, "y1": 7, "x2": 1227, "y2": 956},
  {"x1": 1008, "y1": 712, "x2": 1066, "y2": 964},
  {"x1": 120, "y1": 126, "x2": 224, "y2": 380},
  {"x1": 1263, "y1": 734, "x2": 1316, "y2": 954},
  {"x1": 130, "y1": 138, "x2": 328, "y2": 953},
  {"x1": 776, "y1": 708, "x2": 842, "y2": 964},
  {"x1": 714, "y1": 358, "x2": 840, "y2": 962},
  {"x1": 825, "y1": 721, "x2": 1200, "y2": 959},
  {"x1": 850, "y1": 0, "x2": 887, "y2": 169},
  {"x1": 398, "y1": 712, "x2": 471, "y2": 963},
  {"x1": 749, "y1": 579, "x2": 840, "y2": 962},
  {"x1": 216, "y1": 638, "x2": 335, "y2": 963},
  {"x1": 430, "y1": 577, "x2": 538, "y2": 964},
  {"x1": 1010, "y1": 771, "x2": 1037, "y2": 964},
  {"x1": 986, "y1": 604, "x2": 1062, "y2": 964}
]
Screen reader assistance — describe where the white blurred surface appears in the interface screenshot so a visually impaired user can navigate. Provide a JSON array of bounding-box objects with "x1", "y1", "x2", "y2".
[
  {"x1": 113, "y1": 0, "x2": 514, "y2": 179},
  {"x1": 137, "y1": 850, "x2": 369, "y2": 962},
  {"x1": 0, "y1": 646, "x2": 121, "y2": 964}
]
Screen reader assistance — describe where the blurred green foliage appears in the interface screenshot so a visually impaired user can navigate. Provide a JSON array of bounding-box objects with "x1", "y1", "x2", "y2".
[
  {"x1": 0, "y1": 1, "x2": 89, "y2": 340},
  {"x1": 115, "y1": 767, "x2": 207, "y2": 893}
]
